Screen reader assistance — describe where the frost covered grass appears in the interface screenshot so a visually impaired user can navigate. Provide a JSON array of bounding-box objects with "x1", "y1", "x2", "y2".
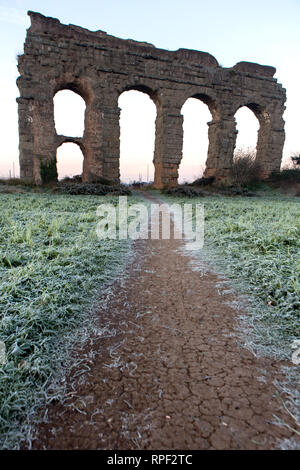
[
  {"x1": 0, "y1": 193, "x2": 134, "y2": 449},
  {"x1": 163, "y1": 192, "x2": 300, "y2": 352},
  {"x1": 203, "y1": 196, "x2": 299, "y2": 343},
  {"x1": 163, "y1": 191, "x2": 300, "y2": 430}
]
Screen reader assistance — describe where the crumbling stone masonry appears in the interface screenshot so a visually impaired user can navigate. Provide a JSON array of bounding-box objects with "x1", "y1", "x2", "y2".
[{"x1": 17, "y1": 11, "x2": 286, "y2": 187}]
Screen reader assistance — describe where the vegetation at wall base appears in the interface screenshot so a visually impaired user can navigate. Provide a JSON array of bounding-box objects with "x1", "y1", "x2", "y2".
[
  {"x1": 0, "y1": 193, "x2": 134, "y2": 449},
  {"x1": 190, "y1": 176, "x2": 215, "y2": 186},
  {"x1": 269, "y1": 168, "x2": 300, "y2": 183},
  {"x1": 163, "y1": 192, "x2": 300, "y2": 351},
  {"x1": 40, "y1": 159, "x2": 58, "y2": 184},
  {"x1": 231, "y1": 149, "x2": 262, "y2": 186},
  {"x1": 56, "y1": 182, "x2": 132, "y2": 195},
  {"x1": 164, "y1": 186, "x2": 205, "y2": 198}
]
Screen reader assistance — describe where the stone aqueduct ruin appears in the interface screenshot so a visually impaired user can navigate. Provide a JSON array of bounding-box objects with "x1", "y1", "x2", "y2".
[{"x1": 17, "y1": 11, "x2": 286, "y2": 187}]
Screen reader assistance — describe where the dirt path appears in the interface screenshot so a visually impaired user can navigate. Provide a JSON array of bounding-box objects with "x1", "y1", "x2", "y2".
[{"x1": 31, "y1": 195, "x2": 298, "y2": 450}]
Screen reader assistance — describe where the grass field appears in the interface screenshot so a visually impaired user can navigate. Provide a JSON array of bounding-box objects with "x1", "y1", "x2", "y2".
[
  {"x1": 162, "y1": 191, "x2": 300, "y2": 429},
  {"x1": 163, "y1": 192, "x2": 300, "y2": 353},
  {"x1": 0, "y1": 193, "x2": 134, "y2": 449},
  {"x1": 0, "y1": 190, "x2": 299, "y2": 448}
]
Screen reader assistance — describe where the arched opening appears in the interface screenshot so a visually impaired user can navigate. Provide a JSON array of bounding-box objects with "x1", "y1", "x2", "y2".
[
  {"x1": 56, "y1": 142, "x2": 84, "y2": 180},
  {"x1": 118, "y1": 90, "x2": 156, "y2": 184},
  {"x1": 232, "y1": 105, "x2": 263, "y2": 184},
  {"x1": 234, "y1": 106, "x2": 260, "y2": 158},
  {"x1": 54, "y1": 90, "x2": 86, "y2": 137},
  {"x1": 179, "y1": 97, "x2": 212, "y2": 183}
]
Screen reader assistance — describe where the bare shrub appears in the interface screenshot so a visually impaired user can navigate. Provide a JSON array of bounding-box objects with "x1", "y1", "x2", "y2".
[
  {"x1": 57, "y1": 182, "x2": 131, "y2": 195},
  {"x1": 231, "y1": 148, "x2": 262, "y2": 185},
  {"x1": 165, "y1": 186, "x2": 204, "y2": 197},
  {"x1": 269, "y1": 169, "x2": 300, "y2": 183},
  {"x1": 190, "y1": 176, "x2": 215, "y2": 186}
]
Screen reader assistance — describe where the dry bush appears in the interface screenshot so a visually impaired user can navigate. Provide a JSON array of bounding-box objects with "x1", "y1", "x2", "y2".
[
  {"x1": 231, "y1": 148, "x2": 262, "y2": 185},
  {"x1": 0, "y1": 178, "x2": 35, "y2": 187},
  {"x1": 165, "y1": 185, "x2": 204, "y2": 198},
  {"x1": 269, "y1": 168, "x2": 300, "y2": 183},
  {"x1": 56, "y1": 182, "x2": 131, "y2": 195},
  {"x1": 190, "y1": 176, "x2": 215, "y2": 186}
]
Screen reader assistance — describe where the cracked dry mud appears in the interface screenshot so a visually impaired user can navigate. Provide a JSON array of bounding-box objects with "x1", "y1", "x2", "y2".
[{"x1": 31, "y1": 199, "x2": 299, "y2": 450}]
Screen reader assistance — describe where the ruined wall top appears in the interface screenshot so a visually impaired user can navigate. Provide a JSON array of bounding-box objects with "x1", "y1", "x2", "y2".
[{"x1": 26, "y1": 11, "x2": 276, "y2": 78}]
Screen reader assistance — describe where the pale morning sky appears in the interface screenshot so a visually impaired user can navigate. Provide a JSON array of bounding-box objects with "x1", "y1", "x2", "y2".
[{"x1": 0, "y1": 0, "x2": 299, "y2": 182}]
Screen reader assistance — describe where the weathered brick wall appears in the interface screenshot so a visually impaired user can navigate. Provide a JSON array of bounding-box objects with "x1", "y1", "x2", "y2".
[{"x1": 17, "y1": 11, "x2": 286, "y2": 186}]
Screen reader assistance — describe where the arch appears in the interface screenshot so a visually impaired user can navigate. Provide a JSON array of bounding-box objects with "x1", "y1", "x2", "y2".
[
  {"x1": 190, "y1": 93, "x2": 220, "y2": 120},
  {"x1": 118, "y1": 89, "x2": 157, "y2": 183},
  {"x1": 233, "y1": 103, "x2": 271, "y2": 161},
  {"x1": 119, "y1": 83, "x2": 160, "y2": 107},
  {"x1": 57, "y1": 136, "x2": 85, "y2": 153},
  {"x1": 234, "y1": 105, "x2": 260, "y2": 157},
  {"x1": 53, "y1": 78, "x2": 91, "y2": 104},
  {"x1": 54, "y1": 89, "x2": 86, "y2": 137},
  {"x1": 178, "y1": 91, "x2": 220, "y2": 121},
  {"x1": 179, "y1": 97, "x2": 212, "y2": 183},
  {"x1": 240, "y1": 102, "x2": 270, "y2": 125},
  {"x1": 233, "y1": 102, "x2": 270, "y2": 129},
  {"x1": 56, "y1": 142, "x2": 84, "y2": 180}
]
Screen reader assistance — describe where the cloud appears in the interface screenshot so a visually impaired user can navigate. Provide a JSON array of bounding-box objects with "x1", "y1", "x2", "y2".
[{"x1": 0, "y1": 5, "x2": 28, "y2": 26}]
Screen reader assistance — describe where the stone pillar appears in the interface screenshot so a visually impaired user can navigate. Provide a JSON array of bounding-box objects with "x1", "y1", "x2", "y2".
[
  {"x1": 100, "y1": 103, "x2": 121, "y2": 182},
  {"x1": 17, "y1": 97, "x2": 35, "y2": 181},
  {"x1": 204, "y1": 117, "x2": 237, "y2": 183},
  {"x1": 32, "y1": 97, "x2": 57, "y2": 184},
  {"x1": 81, "y1": 96, "x2": 104, "y2": 182},
  {"x1": 256, "y1": 114, "x2": 285, "y2": 177},
  {"x1": 84, "y1": 89, "x2": 120, "y2": 183},
  {"x1": 154, "y1": 106, "x2": 183, "y2": 188}
]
